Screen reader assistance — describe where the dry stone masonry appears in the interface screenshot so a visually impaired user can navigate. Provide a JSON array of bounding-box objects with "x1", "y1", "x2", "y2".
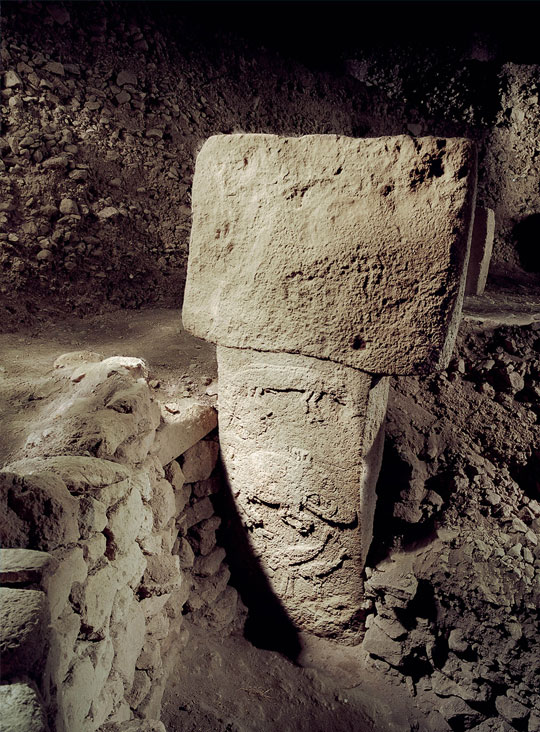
[
  {"x1": 0, "y1": 352, "x2": 244, "y2": 731},
  {"x1": 183, "y1": 133, "x2": 478, "y2": 641}
]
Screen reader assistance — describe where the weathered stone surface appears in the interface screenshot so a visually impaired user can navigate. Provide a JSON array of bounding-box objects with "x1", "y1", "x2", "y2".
[
  {"x1": 74, "y1": 637, "x2": 115, "y2": 708},
  {"x1": 189, "y1": 565, "x2": 231, "y2": 608},
  {"x1": 183, "y1": 133, "x2": 477, "y2": 374},
  {"x1": 198, "y1": 585, "x2": 239, "y2": 631},
  {"x1": 465, "y1": 207, "x2": 495, "y2": 296},
  {"x1": 46, "y1": 605, "x2": 81, "y2": 689},
  {"x1": 217, "y1": 346, "x2": 389, "y2": 640},
  {"x1": 4, "y1": 69, "x2": 22, "y2": 88},
  {"x1": 495, "y1": 694, "x2": 530, "y2": 724},
  {"x1": 189, "y1": 516, "x2": 221, "y2": 556},
  {"x1": 111, "y1": 597, "x2": 146, "y2": 688},
  {"x1": 0, "y1": 548, "x2": 57, "y2": 586},
  {"x1": 53, "y1": 350, "x2": 103, "y2": 371},
  {"x1": 0, "y1": 471, "x2": 79, "y2": 550},
  {"x1": 46, "y1": 546, "x2": 87, "y2": 620},
  {"x1": 437, "y1": 696, "x2": 484, "y2": 728},
  {"x1": 153, "y1": 400, "x2": 217, "y2": 466},
  {"x1": 71, "y1": 564, "x2": 118, "y2": 638},
  {"x1": 79, "y1": 534, "x2": 107, "y2": 570},
  {"x1": 364, "y1": 556, "x2": 418, "y2": 609},
  {"x1": 192, "y1": 476, "x2": 221, "y2": 499},
  {"x1": 125, "y1": 669, "x2": 152, "y2": 709},
  {"x1": 136, "y1": 637, "x2": 162, "y2": 673},
  {"x1": 183, "y1": 497, "x2": 214, "y2": 529},
  {"x1": 79, "y1": 496, "x2": 108, "y2": 538},
  {"x1": 116, "y1": 69, "x2": 137, "y2": 87},
  {"x1": 193, "y1": 547, "x2": 226, "y2": 577},
  {"x1": 362, "y1": 622, "x2": 406, "y2": 666},
  {"x1": 165, "y1": 460, "x2": 191, "y2": 515},
  {"x1": 106, "y1": 483, "x2": 144, "y2": 557},
  {"x1": 90, "y1": 670, "x2": 125, "y2": 729},
  {"x1": 104, "y1": 700, "x2": 132, "y2": 724},
  {"x1": 146, "y1": 477, "x2": 176, "y2": 531},
  {"x1": 181, "y1": 439, "x2": 219, "y2": 482},
  {"x1": 69, "y1": 356, "x2": 148, "y2": 386},
  {"x1": 0, "y1": 682, "x2": 49, "y2": 732},
  {"x1": 111, "y1": 542, "x2": 147, "y2": 590},
  {"x1": 59, "y1": 655, "x2": 96, "y2": 731},
  {"x1": 0, "y1": 588, "x2": 49, "y2": 679},
  {"x1": 5, "y1": 456, "x2": 131, "y2": 505},
  {"x1": 140, "y1": 554, "x2": 182, "y2": 597},
  {"x1": 140, "y1": 593, "x2": 171, "y2": 620}
]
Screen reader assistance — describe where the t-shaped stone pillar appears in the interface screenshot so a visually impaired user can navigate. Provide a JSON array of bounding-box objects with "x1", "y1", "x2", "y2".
[{"x1": 183, "y1": 134, "x2": 477, "y2": 643}]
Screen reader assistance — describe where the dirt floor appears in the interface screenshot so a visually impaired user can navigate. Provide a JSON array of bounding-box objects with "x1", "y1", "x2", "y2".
[
  {"x1": 0, "y1": 307, "x2": 216, "y2": 466},
  {"x1": 2, "y1": 292, "x2": 537, "y2": 465},
  {"x1": 1, "y1": 292, "x2": 539, "y2": 731},
  {"x1": 160, "y1": 620, "x2": 423, "y2": 732}
]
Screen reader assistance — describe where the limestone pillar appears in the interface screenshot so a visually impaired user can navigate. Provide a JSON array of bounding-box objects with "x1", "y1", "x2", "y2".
[
  {"x1": 465, "y1": 207, "x2": 495, "y2": 296},
  {"x1": 182, "y1": 134, "x2": 477, "y2": 642}
]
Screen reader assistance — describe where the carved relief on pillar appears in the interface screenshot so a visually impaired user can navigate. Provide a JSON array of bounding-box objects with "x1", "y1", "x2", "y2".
[{"x1": 217, "y1": 347, "x2": 388, "y2": 641}]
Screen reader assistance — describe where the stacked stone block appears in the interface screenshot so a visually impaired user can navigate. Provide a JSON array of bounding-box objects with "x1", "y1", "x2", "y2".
[{"x1": 0, "y1": 352, "x2": 243, "y2": 731}]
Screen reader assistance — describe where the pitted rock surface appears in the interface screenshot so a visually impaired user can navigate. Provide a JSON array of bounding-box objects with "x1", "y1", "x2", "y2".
[{"x1": 183, "y1": 133, "x2": 477, "y2": 374}]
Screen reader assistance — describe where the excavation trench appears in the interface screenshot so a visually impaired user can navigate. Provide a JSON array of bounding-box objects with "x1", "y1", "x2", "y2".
[{"x1": 1, "y1": 299, "x2": 539, "y2": 732}]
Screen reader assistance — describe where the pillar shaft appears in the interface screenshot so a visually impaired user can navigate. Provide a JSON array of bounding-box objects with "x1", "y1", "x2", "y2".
[{"x1": 217, "y1": 346, "x2": 388, "y2": 641}]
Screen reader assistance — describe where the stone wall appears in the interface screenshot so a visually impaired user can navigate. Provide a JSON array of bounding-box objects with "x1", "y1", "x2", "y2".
[
  {"x1": 481, "y1": 63, "x2": 540, "y2": 272},
  {"x1": 0, "y1": 353, "x2": 244, "y2": 731}
]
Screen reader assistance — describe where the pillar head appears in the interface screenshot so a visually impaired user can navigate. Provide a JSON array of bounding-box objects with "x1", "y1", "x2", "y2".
[{"x1": 183, "y1": 133, "x2": 477, "y2": 375}]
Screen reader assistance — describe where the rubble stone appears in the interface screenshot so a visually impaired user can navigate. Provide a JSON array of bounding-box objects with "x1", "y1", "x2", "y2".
[
  {"x1": 0, "y1": 588, "x2": 49, "y2": 679},
  {"x1": 0, "y1": 548, "x2": 57, "y2": 586},
  {"x1": 181, "y1": 439, "x2": 219, "y2": 482},
  {"x1": 0, "y1": 682, "x2": 49, "y2": 732},
  {"x1": 495, "y1": 695, "x2": 530, "y2": 724},
  {"x1": 0, "y1": 470, "x2": 79, "y2": 550},
  {"x1": 153, "y1": 400, "x2": 217, "y2": 466}
]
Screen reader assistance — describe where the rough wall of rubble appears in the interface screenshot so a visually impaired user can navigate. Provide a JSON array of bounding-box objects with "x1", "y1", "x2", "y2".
[
  {"x1": 482, "y1": 64, "x2": 540, "y2": 272},
  {"x1": 0, "y1": 353, "x2": 244, "y2": 731},
  {"x1": 1, "y1": 2, "x2": 538, "y2": 331},
  {"x1": 361, "y1": 320, "x2": 540, "y2": 732},
  {"x1": 0, "y1": 1, "x2": 385, "y2": 328}
]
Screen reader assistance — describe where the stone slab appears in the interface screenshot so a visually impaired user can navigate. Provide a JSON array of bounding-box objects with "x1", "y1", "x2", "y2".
[
  {"x1": 465, "y1": 207, "x2": 495, "y2": 296},
  {"x1": 0, "y1": 548, "x2": 57, "y2": 586},
  {"x1": 152, "y1": 399, "x2": 217, "y2": 466},
  {"x1": 0, "y1": 587, "x2": 49, "y2": 679},
  {"x1": 183, "y1": 133, "x2": 477, "y2": 374},
  {"x1": 217, "y1": 346, "x2": 389, "y2": 641},
  {"x1": 0, "y1": 682, "x2": 49, "y2": 732}
]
